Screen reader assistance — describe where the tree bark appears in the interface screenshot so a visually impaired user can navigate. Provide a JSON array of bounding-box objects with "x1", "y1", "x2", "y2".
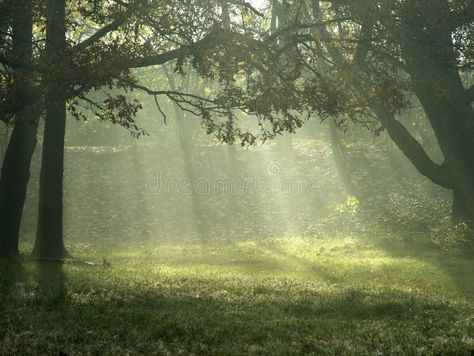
[
  {"x1": 0, "y1": 0, "x2": 37, "y2": 259},
  {"x1": 32, "y1": 0, "x2": 68, "y2": 259},
  {"x1": 452, "y1": 187, "x2": 474, "y2": 224}
]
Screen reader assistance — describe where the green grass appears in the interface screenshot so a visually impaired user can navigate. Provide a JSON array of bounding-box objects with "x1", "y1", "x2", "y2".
[{"x1": 1, "y1": 236, "x2": 473, "y2": 355}]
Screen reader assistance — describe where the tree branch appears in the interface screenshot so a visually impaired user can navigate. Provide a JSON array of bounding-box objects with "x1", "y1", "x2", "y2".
[
  {"x1": 268, "y1": 18, "x2": 354, "y2": 41},
  {"x1": 351, "y1": 14, "x2": 374, "y2": 68},
  {"x1": 227, "y1": 0, "x2": 264, "y2": 17},
  {"x1": 133, "y1": 84, "x2": 219, "y2": 104},
  {"x1": 126, "y1": 31, "x2": 228, "y2": 68},
  {"x1": 0, "y1": 55, "x2": 31, "y2": 70},
  {"x1": 371, "y1": 103, "x2": 452, "y2": 189},
  {"x1": 1, "y1": 32, "x2": 225, "y2": 116},
  {"x1": 71, "y1": 0, "x2": 147, "y2": 53}
]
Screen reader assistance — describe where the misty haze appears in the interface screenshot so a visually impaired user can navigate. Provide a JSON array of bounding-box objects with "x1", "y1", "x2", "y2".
[{"x1": 1, "y1": 0, "x2": 473, "y2": 354}]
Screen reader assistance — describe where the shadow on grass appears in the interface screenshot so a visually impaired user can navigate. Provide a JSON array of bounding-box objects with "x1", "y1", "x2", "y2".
[
  {"x1": 253, "y1": 242, "x2": 342, "y2": 283},
  {"x1": 1, "y1": 246, "x2": 472, "y2": 354},
  {"x1": 362, "y1": 231, "x2": 474, "y2": 298},
  {"x1": 0, "y1": 261, "x2": 27, "y2": 305},
  {"x1": 0, "y1": 260, "x2": 66, "y2": 307},
  {"x1": 35, "y1": 261, "x2": 67, "y2": 305},
  {"x1": 0, "y1": 276, "x2": 469, "y2": 355}
]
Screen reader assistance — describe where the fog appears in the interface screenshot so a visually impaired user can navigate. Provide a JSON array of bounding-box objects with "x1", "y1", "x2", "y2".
[
  {"x1": 2, "y1": 85, "x2": 451, "y2": 249},
  {"x1": 1, "y1": 0, "x2": 473, "y2": 353}
]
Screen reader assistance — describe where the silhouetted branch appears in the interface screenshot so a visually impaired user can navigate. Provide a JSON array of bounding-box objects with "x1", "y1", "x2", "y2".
[
  {"x1": 371, "y1": 102, "x2": 452, "y2": 189},
  {"x1": 71, "y1": 0, "x2": 147, "y2": 53}
]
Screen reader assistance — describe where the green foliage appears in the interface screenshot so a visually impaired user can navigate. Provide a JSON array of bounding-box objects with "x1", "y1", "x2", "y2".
[
  {"x1": 334, "y1": 195, "x2": 359, "y2": 216},
  {"x1": 430, "y1": 220, "x2": 470, "y2": 250}
]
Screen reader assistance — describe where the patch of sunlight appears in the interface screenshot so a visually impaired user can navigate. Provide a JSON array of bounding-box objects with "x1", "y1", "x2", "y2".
[
  {"x1": 265, "y1": 236, "x2": 464, "y2": 296},
  {"x1": 60, "y1": 236, "x2": 470, "y2": 301}
]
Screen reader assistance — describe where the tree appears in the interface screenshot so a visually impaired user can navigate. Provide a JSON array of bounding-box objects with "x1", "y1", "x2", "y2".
[
  {"x1": 339, "y1": 0, "x2": 474, "y2": 223},
  {"x1": 32, "y1": 0, "x2": 68, "y2": 258},
  {"x1": 259, "y1": 0, "x2": 474, "y2": 224},
  {"x1": 0, "y1": 0, "x2": 38, "y2": 258},
  {"x1": 0, "y1": 0, "x2": 299, "y2": 258},
  {"x1": 4, "y1": 0, "x2": 470, "y2": 259},
  {"x1": 30, "y1": 0, "x2": 246, "y2": 258},
  {"x1": 393, "y1": 0, "x2": 474, "y2": 223},
  {"x1": 211, "y1": 0, "x2": 474, "y2": 225}
]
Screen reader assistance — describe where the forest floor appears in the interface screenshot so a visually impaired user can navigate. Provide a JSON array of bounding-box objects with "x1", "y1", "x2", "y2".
[{"x1": 1, "y1": 235, "x2": 473, "y2": 355}]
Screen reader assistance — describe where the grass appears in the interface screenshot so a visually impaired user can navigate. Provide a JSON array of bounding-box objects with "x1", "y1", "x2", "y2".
[{"x1": 1, "y1": 235, "x2": 473, "y2": 355}]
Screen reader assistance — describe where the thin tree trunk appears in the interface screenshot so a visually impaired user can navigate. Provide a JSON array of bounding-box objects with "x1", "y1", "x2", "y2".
[
  {"x1": 173, "y1": 106, "x2": 209, "y2": 236},
  {"x1": 33, "y1": 0, "x2": 68, "y2": 259},
  {"x1": 162, "y1": 64, "x2": 208, "y2": 236},
  {"x1": 328, "y1": 119, "x2": 356, "y2": 197},
  {"x1": 0, "y1": 0, "x2": 37, "y2": 259}
]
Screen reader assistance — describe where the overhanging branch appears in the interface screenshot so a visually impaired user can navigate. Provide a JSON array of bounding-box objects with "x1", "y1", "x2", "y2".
[
  {"x1": 371, "y1": 102, "x2": 452, "y2": 189},
  {"x1": 126, "y1": 31, "x2": 229, "y2": 68},
  {"x1": 71, "y1": 0, "x2": 147, "y2": 53}
]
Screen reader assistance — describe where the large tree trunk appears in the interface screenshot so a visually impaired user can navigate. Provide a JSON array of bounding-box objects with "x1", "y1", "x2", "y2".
[
  {"x1": 453, "y1": 187, "x2": 474, "y2": 224},
  {"x1": 32, "y1": 0, "x2": 68, "y2": 259},
  {"x1": 0, "y1": 0, "x2": 37, "y2": 259},
  {"x1": 398, "y1": 2, "x2": 474, "y2": 224},
  {"x1": 410, "y1": 75, "x2": 474, "y2": 223},
  {"x1": 0, "y1": 126, "x2": 37, "y2": 258}
]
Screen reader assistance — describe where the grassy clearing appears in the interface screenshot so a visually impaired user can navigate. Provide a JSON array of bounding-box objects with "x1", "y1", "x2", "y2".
[{"x1": 1, "y1": 236, "x2": 473, "y2": 355}]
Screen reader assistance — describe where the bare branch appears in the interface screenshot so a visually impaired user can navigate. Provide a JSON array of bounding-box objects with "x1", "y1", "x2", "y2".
[
  {"x1": 153, "y1": 95, "x2": 167, "y2": 124},
  {"x1": 133, "y1": 84, "x2": 219, "y2": 104}
]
